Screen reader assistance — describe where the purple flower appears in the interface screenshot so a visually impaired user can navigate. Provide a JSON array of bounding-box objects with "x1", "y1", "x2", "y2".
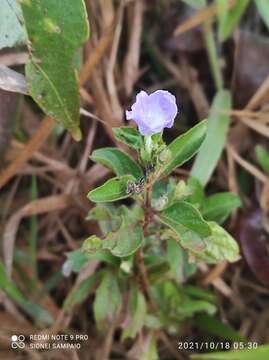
[{"x1": 126, "y1": 90, "x2": 178, "y2": 136}]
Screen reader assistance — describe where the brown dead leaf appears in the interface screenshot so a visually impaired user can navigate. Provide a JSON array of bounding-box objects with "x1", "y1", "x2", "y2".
[
  {"x1": 173, "y1": 0, "x2": 236, "y2": 36},
  {"x1": 3, "y1": 195, "x2": 74, "y2": 276},
  {"x1": 123, "y1": 0, "x2": 144, "y2": 95}
]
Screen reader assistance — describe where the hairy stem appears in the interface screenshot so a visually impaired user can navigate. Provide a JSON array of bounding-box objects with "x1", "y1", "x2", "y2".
[{"x1": 135, "y1": 182, "x2": 156, "y2": 311}]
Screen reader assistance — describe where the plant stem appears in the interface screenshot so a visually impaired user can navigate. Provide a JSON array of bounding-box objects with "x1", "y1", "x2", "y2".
[
  {"x1": 145, "y1": 134, "x2": 152, "y2": 158},
  {"x1": 135, "y1": 248, "x2": 156, "y2": 310},
  {"x1": 135, "y1": 182, "x2": 156, "y2": 311},
  {"x1": 203, "y1": 20, "x2": 223, "y2": 91}
]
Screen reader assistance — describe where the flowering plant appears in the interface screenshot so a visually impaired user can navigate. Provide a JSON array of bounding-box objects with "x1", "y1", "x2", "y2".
[{"x1": 65, "y1": 90, "x2": 240, "y2": 356}]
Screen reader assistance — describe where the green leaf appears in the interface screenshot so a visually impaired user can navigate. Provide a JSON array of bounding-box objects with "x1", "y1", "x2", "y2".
[
  {"x1": 87, "y1": 205, "x2": 114, "y2": 221},
  {"x1": 192, "y1": 90, "x2": 231, "y2": 186},
  {"x1": 184, "y1": 285, "x2": 216, "y2": 303},
  {"x1": 181, "y1": 0, "x2": 206, "y2": 9},
  {"x1": 118, "y1": 204, "x2": 144, "y2": 224},
  {"x1": 190, "y1": 221, "x2": 240, "y2": 264},
  {"x1": 85, "y1": 251, "x2": 120, "y2": 267},
  {"x1": 88, "y1": 175, "x2": 134, "y2": 203},
  {"x1": 93, "y1": 272, "x2": 121, "y2": 329},
  {"x1": 64, "y1": 274, "x2": 96, "y2": 309},
  {"x1": 83, "y1": 218, "x2": 143, "y2": 258},
  {"x1": 147, "y1": 261, "x2": 171, "y2": 283},
  {"x1": 160, "y1": 201, "x2": 211, "y2": 238},
  {"x1": 217, "y1": 0, "x2": 249, "y2": 42},
  {"x1": 187, "y1": 177, "x2": 205, "y2": 206},
  {"x1": 153, "y1": 280, "x2": 215, "y2": 321},
  {"x1": 255, "y1": 145, "x2": 269, "y2": 174},
  {"x1": 0, "y1": 0, "x2": 27, "y2": 49},
  {"x1": 103, "y1": 223, "x2": 143, "y2": 257},
  {"x1": 112, "y1": 127, "x2": 143, "y2": 150},
  {"x1": 166, "y1": 239, "x2": 197, "y2": 280},
  {"x1": 20, "y1": 0, "x2": 89, "y2": 140},
  {"x1": 122, "y1": 286, "x2": 147, "y2": 340},
  {"x1": 91, "y1": 147, "x2": 143, "y2": 178},
  {"x1": 65, "y1": 250, "x2": 88, "y2": 273},
  {"x1": 166, "y1": 239, "x2": 186, "y2": 282},
  {"x1": 255, "y1": 0, "x2": 269, "y2": 30},
  {"x1": 82, "y1": 235, "x2": 102, "y2": 252},
  {"x1": 202, "y1": 192, "x2": 241, "y2": 223},
  {"x1": 160, "y1": 120, "x2": 208, "y2": 178},
  {"x1": 192, "y1": 314, "x2": 246, "y2": 342},
  {"x1": 179, "y1": 299, "x2": 216, "y2": 317},
  {"x1": 191, "y1": 344, "x2": 267, "y2": 359},
  {"x1": 87, "y1": 204, "x2": 121, "y2": 235}
]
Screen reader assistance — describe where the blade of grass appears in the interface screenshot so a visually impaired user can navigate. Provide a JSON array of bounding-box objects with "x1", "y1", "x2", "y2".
[
  {"x1": 29, "y1": 175, "x2": 38, "y2": 284},
  {"x1": 217, "y1": 0, "x2": 249, "y2": 42},
  {"x1": 255, "y1": 0, "x2": 269, "y2": 30},
  {"x1": 191, "y1": 89, "x2": 231, "y2": 186},
  {"x1": 173, "y1": 0, "x2": 237, "y2": 36},
  {"x1": 0, "y1": 260, "x2": 53, "y2": 326},
  {"x1": 202, "y1": 20, "x2": 223, "y2": 90}
]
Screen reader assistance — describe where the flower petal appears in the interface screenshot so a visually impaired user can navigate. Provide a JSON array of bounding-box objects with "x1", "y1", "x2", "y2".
[{"x1": 125, "y1": 89, "x2": 178, "y2": 135}]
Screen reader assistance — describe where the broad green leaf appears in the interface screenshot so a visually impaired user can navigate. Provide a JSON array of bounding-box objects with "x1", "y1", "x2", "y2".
[
  {"x1": 190, "y1": 221, "x2": 240, "y2": 264},
  {"x1": 112, "y1": 127, "x2": 143, "y2": 150},
  {"x1": 191, "y1": 344, "x2": 267, "y2": 359},
  {"x1": 166, "y1": 239, "x2": 186, "y2": 282},
  {"x1": 217, "y1": 0, "x2": 249, "y2": 42},
  {"x1": 181, "y1": 0, "x2": 206, "y2": 9},
  {"x1": 20, "y1": 0, "x2": 89, "y2": 140},
  {"x1": 255, "y1": 0, "x2": 269, "y2": 30},
  {"x1": 187, "y1": 177, "x2": 205, "y2": 206},
  {"x1": 166, "y1": 239, "x2": 197, "y2": 281},
  {"x1": 153, "y1": 281, "x2": 215, "y2": 322},
  {"x1": 147, "y1": 261, "x2": 171, "y2": 283},
  {"x1": 64, "y1": 248, "x2": 120, "y2": 270},
  {"x1": 0, "y1": 261, "x2": 53, "y2": 326},
  {"x1": 82, "y1": 235, "x2": 102, "y2": 252},
  {"x1": 91, "y1": 147, "x2": 143, "y2": 178},
  {"x1": 87, "y1": 205, "x2": 114, "y2": 221},
  {"x1": 160, "y1": 120, "x2": 207, "y2": 178},
  {"x1": 0, "y1": 0, "x2": 27, "y2": 49},
  {"x1": 104, "y1": 223, "x2": 143, "y2": 257},
  {"x1": 64, "y1": 250, "x2": 88, "y2": 273},
  {"x1": 83, "y1": 221, "x2": 143, "y2": 258},
  {"x1": 85, "y1": 251, "x2": 120, "y2": 266},
  {"x1": 202, "y1": 192, "x2": 241, "y2": 223},
  {"x1": 87, "y1": 204, "x2": 121, "y2": 235},
  {"x1": 255, "y1": 145, "x2": 269, "y2": 174},
  {"x1": 118, "y1": 204, "x2": 144, "y2": 224},
  {"x1": 179, "y1": 299, "x2": 216, "y2": 317},
  {"x1": 162, "y1": 229, "x2": 205, "y2": 254},
  {"x1": 151, "y1": 179, "x2": 177, "y2": 210},
  {"x1": 193, "y1": 314, "x2": 246, "y2": 342},
  {"x1": 122, "y1": 286, "x2": 147, "y2": 340},
  {"x1": 160, "y1": 201, "x2": 211, "y2": 238},
  {"x1": 192, "y1": 90, "x2": 231, "y2": 186},
  {"x1": 64, "y1": 274, "x2": 96, "y2": 308},
  {"x1": 184, "y1": 285, "x2": 216, "y2": 303},
  {"x1": 93, "y1": 272, "x2": 121, "y2": 329},
  {"x1": 88, "y1": 175, "x2": 134, "y2": 203}
]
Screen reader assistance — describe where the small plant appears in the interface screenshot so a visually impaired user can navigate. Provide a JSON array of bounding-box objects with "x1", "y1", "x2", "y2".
[{"x1": 65, "y1": 90, "x2": 241, "y2": 355}]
